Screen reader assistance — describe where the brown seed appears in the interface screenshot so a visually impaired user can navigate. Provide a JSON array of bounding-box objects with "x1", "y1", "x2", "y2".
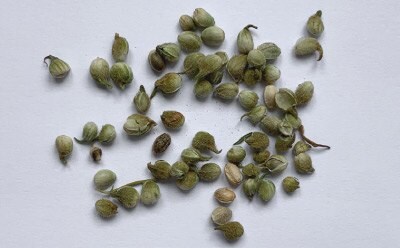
[
  {"x1": 224, "y1": 163, "x2": 243, "y2": 187},
  {"x1": 214, "y1": 187, "x2": 236, "y2": 204},
  {"x1": 152, "y1": 133, "x2": 171, "y2": 154},
  {"x1": 90, "y1": 146, "x2": 102, "y2": 162}
]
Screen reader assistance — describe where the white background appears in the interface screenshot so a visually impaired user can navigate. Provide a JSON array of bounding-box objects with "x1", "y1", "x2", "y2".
[{"x1": 1, "y1": 0, "x2": 399, "y2": 247}]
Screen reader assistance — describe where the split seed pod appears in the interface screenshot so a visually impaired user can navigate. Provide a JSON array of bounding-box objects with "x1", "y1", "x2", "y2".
[
  {"x1": 275, "y1": 88, "x2": 297, "y2": 112},
  {"x1": 293, "y1": 141, "x2": 311, "y2": 156},
  {"x1": 224, "y1": 163, "x2": 243, "y2": 187},
  {"x1": 307, "y1": 10, "x2": 324, "y2": 36},
  {"x1": 192, "y1": 131, "x2": 221, "y2": 154},
  {"x1": 170, "y1": 161, "x2": 190, "y2": 179},
  {"x1": 156, "y1": 43, "x2": 181, "y2": 63},
  {"x1": 43, "y1": 55, "x2": 70, "y2": 79},
  {"x1": 183, "y1": 52, "x2": 205, "y2": 78},
  {"x1": 97, "y1": 124, "x2": 116, "y2": 144},
  {"x1": 294, "y1": 37, "x2": 323, "y2": 61},
  {"x1": 294, "y1": 152, "x2": 315, "y2": 174},
  {"x1": 123, "y1": 114, "x2": 157, "y2": 136},
  {"x1": 55, "y1": 135, "x2": 73, "y2": 164},
  {"x1": 147, "y1": 160, "x2": 171, "y2": 180},
  {"x1": 262, "y1": 155, "x2": 288, "y2": 175},
  {"x1": 110, "y1": 62, "x2": 133, "y2": 89},
  {"x1": 148, "y1": 50, "x2": 165, "y2": 72},
  {"x1": 161, "y1": 111, "x2": 185, "y2": 129},
  {"x1": 90, "y1": 57, "x2": 112, "y2": 89},
  {"x1": 195, "y1": 54, "x2": 223, "y2": 80},
  {"x1": 275, "y1": 134, "x2": 296, "y2": 153},
  {"x1": 227, "y1": 54, "x2": 247, "y2": 82},
  {"x1": 176, "y1": 171, "x2": 199, "y2": 191},
  {"x1": 240, "y1": 105, "x2": 267, "y2": 125},
  {"x1": 237, "y1": 24, "x2": 258, "y2": 54},
  {"x1": 151, "y1": 73, "x2": 183, "y2": 99},
  {"x1": 181, "y1": 148, "x2": 211, "y2": 164},
  {"x1": 133, "y1": 85, "x2": 151, "y2": 113},
  {"x1": 112, "y1": 33, "x2": 129, "y2": 62}
]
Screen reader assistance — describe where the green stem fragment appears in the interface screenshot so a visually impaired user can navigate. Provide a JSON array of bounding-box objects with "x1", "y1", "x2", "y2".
[
  {"x1": 233, "y1": 132, "x2": 252, "y2": 145},
  {"x1": 299, "y1": 125, "x2": 330, "y2": 149}
]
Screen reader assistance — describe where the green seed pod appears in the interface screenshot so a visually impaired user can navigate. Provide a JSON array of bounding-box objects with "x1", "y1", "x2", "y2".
[
  {"x1": 215, "y1": 51, "x2": 229, "y2": 64},
  {"x1": 253, "y1": 150, "x2": 270, "y2": 164},
  {"x1": 183, "y1": 52, "x2": 205, "y2": 78},
  {"x1": 275, "y1": 88, "x2": 297, "y2": 112},
  {"x1": 195, "y1": 54, "x2": 223, "y2": 80},
  {"x1": 140, "y1": 180, "x2": 161, "y2": 205},
  {"x1": 181, "y1": 148, "x2": 211, "y2": 164},
  {"x1": 263, "y1": 155, "x2": 288, "y2": 175},
  {"x1": 161, "y1": 110, "x2": 185, "y2": 129},
  {"x1": 257, "y1": 179, "x2": 275, "y2": 202},
  {"x1": 192, "y1": 8, "x2": 215, "y2": 28},
  {"x1": 260, "y1": 115, "x2": 282, "y2": 135},
  {"x1": 151, "y1": 72, "x2": 183, "y2": 98},
  {"x1": 262, "y1": 64, "x2": 281, "y2": 85},
  {"x1": 152, "y1": 133, "x2": 171, "y2": 155},
  {"x1": 170, "y1": 161, "x2": 190, "y2": 179},
  {"x1": 192, "y1": 131, "x2": 221, "y2": 154},
  {"x1": 133, "y1": 85, "x2": 151, "y2": 113},
  {"x1": 295, "y1": 81, "x2": 314, "y2": 105},
  {"x1": 179, "y1": 14, "x2": 196, "y2": 31},
  {"x1": 93, "y1": 169, "x2": 116, "y2": 190},
  {"x1": 110, "y1": 186, "x2": 139, "y2": 208},
  {"x1": 307, "y1": 10, "x2": 324, "y2": 37},
  {"x1": 282, "y1": 176, "x2": 300, "y2": 193},
  {"x1": 207, "y1": 70, "x2": 224, "y2": 85},
  {"x1": 55, "y1": 135, "x2": 73, "y2": 164},
  {"x1": 294, "y1": 37, "x2": 323, "y2": 61},
  {"x1": 112, "y1": 33, "x2": 129, "y2": 62},
  {"x1": 95, "y1": 199, "x2": 118, "y2": 218},
  {"x1": 156, "y1": 43, "x2": 181, "y2": 63},
  {"x1": 178, "y1": 31, "x2": 202, "y2": 53},
  {"x1": 90, "y1": 146, "x2": 102, "y2": 162},
  {"x1": 198, "y1": 163, "x2": 221, "y2": 181},
  {"x1": 110, "y1": 62, "x2": 133, "y2": 89},
  {"x1": 275, "y1": 134, "x2": 296, "y2": 153},
  {"x1": 97, "y1": 124, "x2": 116, "y2": 144},
  {"x1": 241, "y1": 163, "x2": 260, "y2": 178},
  {"x1": 234, "y1": 132, "x2": 269, "y2": 152},
  {"x1": 257, "y1": 42, "x2": 281, "y2": 60},
  {"x1": 237, "y1": 24, "x2": 257, "y2": 54},
  {"x1": 278, "y1": 119, "x2": 294, "y2": 137},
  {"x1": 194, "y1": 79, "x2": 213, "y2": 98},
  {"x1": 90, "y1": 57, "x2": 112, "y2": 89},
  {"x1": 147, "y1": 160, "x2": 171, "y2": 180},
  {"x1": 243, "y1": 178, "x2": 259, "y2": 199},
  {"x1": 293, "y1": 141, "x2": 311, "y2": 156},
  {"x1": 74, "y1": 122, "x2": 98, "y2": 144},
  {"x1": 240, "y1": 105, "x2": 267, "y2": 125},
  {"x1": 247, "y1": 49, "x2": 266, "y2": 68},
  {"x1": 43, "y1": 55, "x2": 70, "y2": 79},
  {"x1": 214, "y1": 82, "x2": 239, "y2": 100},
  {"x1": 227, "y1": 54, "x2": 247, "y2": 82},
  {"x1": 201, "y1": 26, "x2": 225, "y2": 46},
  {"x1": 211, "y1": 206, "x2": 232, "y2": 225},
  {"x1": 238, "y1": 90, "x2": 259, "y2": 110},
  {"x1": 214, "y1": 221, "x2": 244, "y2": 241},
  {"x1": 227, "y1": 146, "x2": 246, "y2": 164},
  {"x1": 243, "y1": 68, "x2": 262, "y2": 86},
  {"x1": 294, "y1": 152, "x2": 314, "y2": 174},
  {"x1": 176, "y1": 171, "x2": 199, "y2": 191},
  {"x1": 284, "y1": 113, "x2": 302, "y2": 129},
  {"x1": 264, "y1": 85, "x2": 278, "y2": 109},
  {"x1": 123, "y1": 114, "x2": 157, "y2": 136},
  {"x1": 148, "y1": 50, "x2": 165, "y2": 72}
]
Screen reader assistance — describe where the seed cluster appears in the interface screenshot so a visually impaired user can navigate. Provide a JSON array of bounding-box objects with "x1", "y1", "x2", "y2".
[{"x1": 51, "y1": 8, "x2": 328, "y2": 242}]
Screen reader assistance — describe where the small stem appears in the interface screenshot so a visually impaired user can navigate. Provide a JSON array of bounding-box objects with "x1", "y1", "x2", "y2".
[
  {"x1": 299, "y1": 125, "x2": 330, "y2": 149},
  {"x1": 150, "y1": 87, "x2": 157, "y2": 99},
  {"x1": 233, "y1": 132, "x2": 252, "y2": 145},
  {"x1": 43, "y1": 55, "x2": 55, "y2": 66},
  {"x1": 123, "y1": 179, "x2": 153, "y2": 187},
  {"x1": 245, "y1": 24, "x2": 258, "y2": 30}
]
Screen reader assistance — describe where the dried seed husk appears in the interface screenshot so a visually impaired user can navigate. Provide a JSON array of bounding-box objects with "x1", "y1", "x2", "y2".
[
  {"x1": 234, "y1": 132, "x2": 269, "y2": 152},
  {"x1": 112, "y1": 33, "x2": 129, "y2": 62},
  {"x1": 247, "y1": 49, "x2": 266, "y2": 68},
  {"x1": 275, "y1": 88, "x2": 297, "y2": 112},
  {"x1": 181, "y1": 148, "x2": 211, "y2": 164},
  {"x1": 214, "y1": 82, "x2": 239, "y2": 100},
  {"x1": 224, "y1": 163, "x2": 243, "y2": 187},
  {"x1": 257, "y1": 42, "x2": 281, "y2": 60},
  {"x1": 294, "y1": 37, "x2": 323, "y2": 61},
  {"x1": 257, "y1": 178, "x2": 275, "y2": 202},
  {"x1": 198, "y1": 163, "x2": 221, "y2": 181},
  {"x1": 148, "y1": 49, "x2": 165, "y2": 72},
  {"x1": 109, "y1": 186, "x2": 139, "y2": 209},
  {"x1": 123, "y1": 114, "x2": 157, "y2": 136},
  {"x1": 192, "y1": 131, "x2": 221, "y2": 154},
  {"x1": 214, "y1": 221, "x2": 244, "y2": 241},
  {"x1": 211, "y1": 206, "x2": 232, "y2": 225},
  {"x1": 178, "y1": 31, "x2": 202, "y2": 53},
  {"x1": 183, "y1": 52, "x2": 205, "y2": 78},
  {"x1": 176, "y1": 171, "x2": 199, "y2": 191},
  {"x1": 282, "y1": 176, "x2": 300, "y2": 193},
  {"x1": 243, "y1": 178, "x2": 259, "y2": 199},
  {"x1": 227, "y1": 146, "x2": 246, "y2": 164},
  {"x1": 90, "y1": 57, "x2": 112, "y2": 89},
  {"x1": 275, "y1": 134, "x2": 296, "y2": 153},
  {"x1": 152, "y1": 133, "x2": 171, "y2": 154},
  {"x1": 307, "y1": 10, "x2": 324, "y2": 37},
  {"x1": 252, "y1": 150, "x2": 270, "y2": 164},
  {"x1": 90, "y1": 146, "x2": 102, "y2": 162},
  {"x1": 237, "y1": 24, "x2": 257, "y2": 54},
  {"x1": 262, "y1": 154, "x2": 288, "y2": 175},
  {"x1": 238, "y1": 90, "x2": 259, "y2": 110},
  {"x1": 241, "y1": 163, "x2": 260, "y2": 178},
  {"x1": 151, "y1": 72, "x2": 183, "y2": 98},
  {"x1": 195, "y1": 54, "x2": 223, "y2": 80},
  {"x1": 295, "y1": 81, "x2": 314, "y2": 105},
  {"x1": 207, "y1": 70, "x2": 224, "y2": 85},
  {"x1": 133, "y1": 85, "x2": 151, "y2": 113},
  {"x1": 293, "y1": 140, "x2": 311, "y2": 156},
  {"x1": 215, "y1": 51, "x2": 229, "y2": 65},
  {"x1": 110, "y1": 62, "x2": 133, "y2": 90},
  {"x1": 43, "y1": 55, "x2": 70, "y2": 79},
  {"x1": 97, "y1": 124, "x2": 116, "y2": 144},
  {"x1": 264, "y1": 85, "x2": 277, "y2": 109},
  {"x1": 93, "y1": 169, "x2": 116, "y2": 190},
  {"x1": 214, "y1": 187, "x2": 236, "y2": 204},
  {"x1": 201, "y1": 26, "x2": 225, "y2": 46},
  {"x1": 260, "y1": 115, "x2": 282, "y2": 135},
  {"x1": 192, "y1": 8, "x2": 215, "y2": 28},
  {"x1": 278, "y1": 119, "x2": 294, "y2": 136},
  {"x1": 179, "y1": 14, "x2": 196, "y2": 31},
  {"x1": 74, "y1": 122, "x2": 98, "y2": 144},
  {"x1": 140, "y1": 180, "x2": 161, "y2": 205},
  {"x1": 161, "y1": 110, "x2": 185, "y2": 129},
  {"x1": 170, "y1": 161, "x2": 190, "y2": 179},
  {"x1": 156, "y1": 43, "x2": 181, "y2": 63},
  {"x1": 95, "y1": 199, "x2": 118, "y2": 218},
  {"x1": 294, "y1": 152, "x2": 315, "y2": 174},
  {"x1": 240, "y1": 105, "x2": 267, "y2": 125},
  {"x1": 147, "y1": 160, "x2": 171, "y2": 180},
  {"x1": 227, "y1": 54, "x2": 247, "y2": 82},
  {"x1": 243, "y1": 68, "x2": 262, "y2": 86},
  {"x1": 194, "y1": 79, "x2": 213, "y2": 98},
  {"x1": 262, "y1": 64, "x2": 281, "y2": 85}
]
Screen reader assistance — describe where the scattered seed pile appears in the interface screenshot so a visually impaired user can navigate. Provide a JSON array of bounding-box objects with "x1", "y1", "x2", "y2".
[{"x1": 50, "y1": 8, "x2": 328, "y2": 242}]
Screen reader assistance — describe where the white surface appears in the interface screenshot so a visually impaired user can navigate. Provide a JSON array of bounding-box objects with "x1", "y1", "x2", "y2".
[{"x1": 1, "y1": 1, "x2": 399, "y2": 247}]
